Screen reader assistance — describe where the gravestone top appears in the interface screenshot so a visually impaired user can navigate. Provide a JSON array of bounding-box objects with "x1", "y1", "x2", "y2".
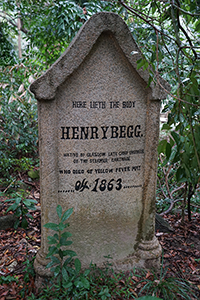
[
  {"x1": 30, "y1": 12, "x2": 169, "y2": 284},
  {"x1": 30, "y1": 12, "x2": 168, "y2": 101}
]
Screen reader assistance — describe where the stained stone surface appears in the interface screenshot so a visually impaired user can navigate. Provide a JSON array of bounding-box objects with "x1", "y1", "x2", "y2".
[{"x1": 30, "y1": 12, "x2": 169, "y2": 281}]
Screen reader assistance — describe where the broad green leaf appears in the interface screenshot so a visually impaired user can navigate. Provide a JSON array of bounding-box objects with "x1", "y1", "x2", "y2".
[
  {"x1": 62, "y1": 266, "x2": 69, "y2": 280},
  {"x1": 47, "y1": 236, "x2": 57, "y2": 244},
  {"x1": 53, "y1": 233, "x2": 59, "y2": 240},
  {"x1": 166, "y1": 142, "x2": 172, "y2": 159},
  {"x1": 84, "y1": 269, "x2": 90, "y2": 276},
  {"x1": 5, "y1": 197, "x2": 21, "y2": 204},
  {"x1": 14, "y1": 219, "x2": 20, "y2": 229},
  {"x1": 171, "y1": 131, "x2": 180, "y2": 146},
  {"x1": 176, "y1": 167, "x2": 187, "y2": 183},
  {"x1": 182, "y1": 152, "x2": 189, "y2": 165},
  {"x1": 75, "y1": 258, "x2": 81, "y2": 273},
  {"x1": 60, "y1": 238, "x2": 73, "y2": 246},
  {"x1": 61, "y1": 232, "x2": 72, "y2": 239},
  {"x1": 58, "y1": 222, "x2": 66, "y2": 231},
  {"x1": 43, "y1": 223, "x2": 59, "y2": 231},
  {"x1": 80, "y1": 277, "x2": 90, "y2": 289},
  {"x1": 6, "y1": 202, "x2": 19, "y2": 213},
  {"x1": 58, "y1": 249, "x2": 64, "y2": 260},
  {"x1": 63, "y1": 250, "x2": 77, "y2": 257},
  {"x1": 162, "y1": 124, "x2": 171, "y2": 130},
  {"x1": 63, "y1": 257, "x2": 72, "y2": 268},
  {"x1": 62, "y1": 281, "x2": 72, "y2": 289},
  {"x1": 51, "y1": 256, "x2": 60, "y2": 264},
  {"x1": 46, "y1": 246, "x2": 58, "y2": 258},
  {"x1": 157, "y1": 139, "x2": 167, "y2": 154},
  {"x1": 61, "y1": 207, "x2": 73, "y2": 222},
  {"x1": 46, "y1": 261, "x2": 55, "y2": 269},
  {"x1": 56, "y1": 205, "x2": 62, "y2": 219},
  {"x1": 21, "y1": 217, "x2": 28, "y2": 229},
  {"x1": 74, "y1": 279, "x2": 83, "y2": 288},
  {"x1": 169, "y1": 137, "x2": 175, "y2": 147},
  {"x1": 23, "y1": 199, "x2": 37, "y2": 207},
  {"x1": 137, "y1": 58, "x2": 147, "y2": 70},
  {"x1": 53, "y1": 265, "x2": 61, "y2": 277}
]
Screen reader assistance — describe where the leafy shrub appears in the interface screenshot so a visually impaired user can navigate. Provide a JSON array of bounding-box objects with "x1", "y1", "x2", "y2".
[
  {"x1": 5, "y1": 191, "x2": 37, "y2": 228},
  {"x1": 0, "y1": 62, "x2": 39, "y2": 184}
]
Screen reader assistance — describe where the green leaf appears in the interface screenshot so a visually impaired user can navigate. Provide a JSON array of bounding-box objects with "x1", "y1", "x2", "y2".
[
  {"x1": 6, "y1": 202, "x2": 19, "y2": 213},
  {"x1": 46, "y1": 246, "x2": 58, "y2": 258},
  {"x1": 63, "y1": 250, "x2": 77, "y2": 257},
  {"x1": 14, "y1": 219, "x2": 20, "y2": 229},
  {"x1": 43, "y1": 223, "x2": 59, "y2": 231},
  {"x1": 28, "y1": 170, "x2": 39, "y2": 179},
  {"x1": 158, "y1": 139, "x2": 167, "y2": 154},
  {"x1": 60, "y1": 238, "x2": 73, "y2": 246},
  {"x1": 58, "y1": 249, "x2": 64, "y2": 260},
  {"x1": 169, "y1": 137, "x2": 175, "y2": 147},
  {"x1": 80, "y1": 276, "x2": 90, "y2": 289},
  {"x1": 21, "y1": 216, "x2": 28, "y2": 229},
  {"x1": 74, "y1": 279, "x2": 83, "y2": 288},
  {"x1": 75, "y1": 258, "x2": 81, "y2": 273},
  {"x1": 61, "y1": 207, "x2": 73, "y2": 222},
  {"x1": 137, "y1": 58, "x2": 146, "y2": 70},
  {"x1": 62, "y1": 281, "x2": 72, "y2": 289},
  {"x1": 56, "y1": 205, "x2": 62, "y2": 219},
  {"x1": 61, "y1": 232, "x2": 72, "y2": 239},
  {"x1": 47, "y1": 236, "x2": 58, "y2": 244},
  {"x1": 63, "y1": 257, "x2": 72, "y2": 269},
  {"x1": 51, "y1": 256, "x2": 61, "y2": 265},
  {"x1": 58, "y1": 222, "x2": 66, "y2": 231},
  {"x1": 53, "y1": 233, "x2": 59, "y2": 240},
  {"x1": 23, "y1": 199, "x2": 37, "y2": 207},
  {"x1": 171, "y1": 131, "x2": 180, "y2": 146},
  {"x1": 176, "y1": 167, "x2": 186, "y2": 183},
  {"x1": 162, "y1": 124, "x2": 171, "y2": 130},
  {"x1": 195, "y1": 20, "x2": 200, "y2": 31},
  {"x1": 53, "y1": 265, "x2": 61, "y2": 277},
  {"x1": 46, "y1": 261, "x2": 55, "y2": 269},
  {"x1": 84, "y1": 269, "x2": 90, "y2": 276},
  {"x1": 62, "y1": 267, "x2": 69, "y2": 281},
  {"x1": 166, "y1": 142, "x2": 172, "y2": 159}
]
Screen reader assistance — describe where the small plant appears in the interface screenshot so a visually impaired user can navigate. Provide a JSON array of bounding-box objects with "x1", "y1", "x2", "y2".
[
  {"x1": 5, "y1": 191, "x2": 37, "y2": 229},
  {"x1": 43, "y1": 205, "x2": 90, "y2": 293},
  {"x1": 19, "y1": 254, "x2": 36, "y2": 298},
  {"x1": 137, "y1": 255, "x2": 197, "y2": 300}
]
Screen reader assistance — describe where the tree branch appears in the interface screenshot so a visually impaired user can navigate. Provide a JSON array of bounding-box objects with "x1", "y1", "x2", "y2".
[
  {"x1": 175, "y1": 2, "x2": 197, "y2": 60},
  {"x1": 172, "y1": 2, "x2": 200, "y2": 17},
  {"x1": 118, "y1": 0, "x2": 177, "y2": 43},
  {"x1": 0, "y1": 11, "x2": 28, "y2": 34},
  {"x1": 160, "y1": 198, "x2": 183, "y2": 216}
]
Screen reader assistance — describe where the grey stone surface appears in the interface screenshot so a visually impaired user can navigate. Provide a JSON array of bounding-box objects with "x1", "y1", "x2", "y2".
[
  {"x1": 30, "y1": 12, "x2": 169, "y2": 281},
  {"x1": 0, "y1": 214, "x2": 17, "y2": 230}
]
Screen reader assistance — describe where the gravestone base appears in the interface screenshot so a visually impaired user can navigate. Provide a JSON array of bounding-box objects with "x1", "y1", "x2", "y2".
[
  {"x1": 136, "y1": 237, "x2": 162, "y2": 269},
  {"x1": 33, "y1": 250, "x2": 52, "y2": 289},
  {"x1": 34, "y1": 237, "x2": 161, "y2": 289}
]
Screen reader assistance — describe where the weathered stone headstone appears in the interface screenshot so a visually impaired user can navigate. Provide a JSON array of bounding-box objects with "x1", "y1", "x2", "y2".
[{"x1": 30, "y1": 12, "x2": 169, "y2": 282}]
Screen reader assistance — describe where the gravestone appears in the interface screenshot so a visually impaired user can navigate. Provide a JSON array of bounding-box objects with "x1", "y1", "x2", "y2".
[{"x1": 30, "y1": 12, "x2": 169, "y2": 282}]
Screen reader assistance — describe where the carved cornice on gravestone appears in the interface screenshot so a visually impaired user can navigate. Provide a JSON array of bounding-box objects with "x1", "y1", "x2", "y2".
[{"x1": 30, "y1": 12, "x2": 170, "y2": 102}]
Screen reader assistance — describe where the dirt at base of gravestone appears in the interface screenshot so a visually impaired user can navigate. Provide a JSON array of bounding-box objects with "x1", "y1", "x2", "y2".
[{"x1": 0, "y1": 188, "x2": 200, "y2": 299}]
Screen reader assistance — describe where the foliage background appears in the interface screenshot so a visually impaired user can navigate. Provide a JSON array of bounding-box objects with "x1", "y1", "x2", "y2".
[{"x1": 0, "y1": 0, "x2": 199, "y2": 216}]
